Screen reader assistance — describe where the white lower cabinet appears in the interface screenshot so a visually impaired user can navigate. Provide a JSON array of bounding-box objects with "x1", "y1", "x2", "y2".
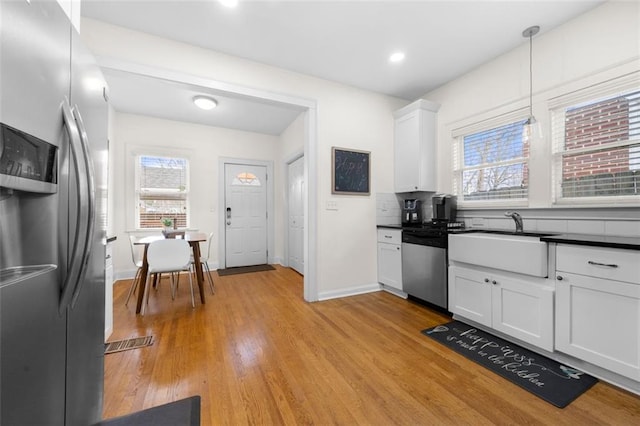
[
  {"x1": 105, "y1": 240, "x2": 114, "y2": 341},
  {"x1": 555, "y1": 244, "x2": 640, "y2": 381},
  {"x1": 449, "y1": 265, "x2": 554, "y2": 351},
  {"x1": 377, "y1": 229, "x2": 402, "y2": 290}
]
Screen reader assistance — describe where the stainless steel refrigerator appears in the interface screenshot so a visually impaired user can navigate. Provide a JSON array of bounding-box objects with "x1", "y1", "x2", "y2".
[{"x1": 0, "y1": 1, "x2": 108, "y2": 424}]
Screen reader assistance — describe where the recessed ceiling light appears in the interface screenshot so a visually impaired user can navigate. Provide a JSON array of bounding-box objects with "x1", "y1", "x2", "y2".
[
  {"x1": 193, "y1": 95, "x2": 218, "y2": 110},
  {"x1": 389, "y1": 51, "x2": 405, "y2": 63},
  {"x1": 219, "y1": 0, "x2": 239, "y2": 8}
]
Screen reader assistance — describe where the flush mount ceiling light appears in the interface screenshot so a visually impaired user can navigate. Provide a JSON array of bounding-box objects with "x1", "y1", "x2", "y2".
[
  {"x1": 389, "y1": 51, "x2": 405, "y2": 63},
  {"x1": 522, "y1": 25, "x2": 543, "y2": 142},
  {"x1": 218, "y1": 0, "x2": 239, "y2": 8},
  {"x1": 193, "y1": 95, "x2": 217, "y2": 110}
]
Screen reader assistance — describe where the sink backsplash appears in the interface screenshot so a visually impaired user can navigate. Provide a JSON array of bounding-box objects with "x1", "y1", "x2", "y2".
[{"x1": 460, "y1": 209, "x2": 640, "y2": 238}]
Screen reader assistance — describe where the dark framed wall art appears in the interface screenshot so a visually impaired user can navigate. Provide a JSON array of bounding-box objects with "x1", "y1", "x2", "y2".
[{"x1": 331, "y1": 146, "x2": 370, "y2": 195}]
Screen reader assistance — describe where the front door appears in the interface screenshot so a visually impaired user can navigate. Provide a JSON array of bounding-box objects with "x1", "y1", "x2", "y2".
[{"x1": 224, "y1": 164, "x2": 268, "y2": 268}]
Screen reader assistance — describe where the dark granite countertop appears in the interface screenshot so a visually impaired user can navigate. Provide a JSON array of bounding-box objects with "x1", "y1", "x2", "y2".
[
  {"x1": 377, "y1": 225, "x2": 640, "y2": 250},
  {"x1": 540, "y1": 233, "x2": 640, "y2": 251},
  {"x1": 377, "y1": 224, "x2": 403, "y2": 229}
]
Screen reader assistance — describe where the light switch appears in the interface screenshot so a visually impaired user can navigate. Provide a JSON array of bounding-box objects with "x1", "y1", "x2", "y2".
[{"x1": 326, "y1": 200, "x2": 338, "y2": 211}]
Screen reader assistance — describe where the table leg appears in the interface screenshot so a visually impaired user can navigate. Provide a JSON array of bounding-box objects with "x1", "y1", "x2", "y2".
[
  {"x1": 190, "y1": 242, "x2": 206, "y2": 304},
  {"x1": 135, "y1": 245, "x2": 150, "y2": 314}
]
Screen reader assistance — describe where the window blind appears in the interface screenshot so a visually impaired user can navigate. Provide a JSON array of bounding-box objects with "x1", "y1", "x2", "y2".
[
  {"x1": 452, "y1": 118, "x2": 529, "y2": 203},
  {"x1": 551, "y1": 87, "x2": 640, "y2": 202},
  {"x1": 136, "y1": 155, "x2": 189, "y2": 228}
]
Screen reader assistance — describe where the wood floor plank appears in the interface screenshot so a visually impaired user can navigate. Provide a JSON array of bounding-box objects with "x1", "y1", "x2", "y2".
[{"x1": 104, "y1": 265, "x2": 640, "y2": 425}]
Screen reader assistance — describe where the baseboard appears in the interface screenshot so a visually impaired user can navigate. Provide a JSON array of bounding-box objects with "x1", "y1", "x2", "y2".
[
  {"x1": 381, "y1": 285, "x2": 408, "y2": 299},
  {"x1": 104, "y1": 325, "x2": 113, "y2": 342},
  {"x1": 318, "y1": 282, "x2": 381, "y2": 301}
]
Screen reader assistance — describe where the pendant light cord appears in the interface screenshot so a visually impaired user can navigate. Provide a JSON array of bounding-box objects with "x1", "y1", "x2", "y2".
[
  {"x1": 529, "y1": 33, "x2": 533, "y2": 120},
  {"x1": 522, "y1": 25, "x2": 539, "y2": 124}
]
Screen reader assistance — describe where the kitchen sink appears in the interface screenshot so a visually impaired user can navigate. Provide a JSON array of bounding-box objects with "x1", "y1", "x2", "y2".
[
  {"x1": 461, "y1": 229, "x2": 558, "y2": 238},
  {"x1": 449, "y1": 231, "x2": 550, "y2": 277}
]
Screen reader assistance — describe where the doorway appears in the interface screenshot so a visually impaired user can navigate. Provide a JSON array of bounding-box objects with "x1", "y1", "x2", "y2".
[{"x1": 100, "y1": 60, "x2": 318, "y2": 301}]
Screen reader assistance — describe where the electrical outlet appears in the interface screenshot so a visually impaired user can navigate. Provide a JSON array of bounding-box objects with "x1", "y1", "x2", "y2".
[
  {"x1": 471, "y1": 217, "x2": 486, "y2": 227},
  {"x1": 326, "y1": 200, "x2": 338, "y2": 211}
]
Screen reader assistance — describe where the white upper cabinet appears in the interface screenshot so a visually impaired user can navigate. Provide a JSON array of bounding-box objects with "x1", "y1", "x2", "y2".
[{"x1": 393, "y1": 99, "x2": 440, "y2": 192}]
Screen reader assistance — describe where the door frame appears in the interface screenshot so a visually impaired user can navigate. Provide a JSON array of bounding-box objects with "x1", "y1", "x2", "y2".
[
  {"x1": 96, "y1": 58, "x2": 319, "y2": 302},
  {"x1": 284, "y1": 151, "x2": 304, "y2": 273},
  {"x1": 218, "y1": 158, "x2": 274, "y2": 269}
]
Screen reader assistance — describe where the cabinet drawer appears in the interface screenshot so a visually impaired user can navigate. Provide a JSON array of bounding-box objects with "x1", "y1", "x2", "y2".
[
  {"x1": 377, "y1": 229, "x2": 402, "y2": 244},
  {"x1": 557, "y1": 244, "x2": 640, "y2": 284}
]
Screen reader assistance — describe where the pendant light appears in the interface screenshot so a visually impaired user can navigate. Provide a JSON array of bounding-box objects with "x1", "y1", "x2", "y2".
[{"x1": 522, "y1": 25, "x2": 542, "y2": 142}]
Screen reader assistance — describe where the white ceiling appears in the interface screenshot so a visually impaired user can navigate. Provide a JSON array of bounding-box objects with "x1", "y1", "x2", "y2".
[
  {"x1": 82, "y1": 0, "x2": 604, "y2": 135},
  {"x1": 102, "y1": 68, "x2": 307, "y2": 135}
]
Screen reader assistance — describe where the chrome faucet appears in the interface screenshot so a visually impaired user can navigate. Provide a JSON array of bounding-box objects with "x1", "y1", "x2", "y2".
[{"x1": 505, "y1": 211, "x2": 523, "y2": 233}]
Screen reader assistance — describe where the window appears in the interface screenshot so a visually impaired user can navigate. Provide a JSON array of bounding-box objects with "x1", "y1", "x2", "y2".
[
  {"x1": 452, "y1": 117, "x2": 529, "y2": 204},
  {"x1": 135, "y1": 155, "x2": 189, "y2": 229},
  {"x1": 551, "y1": 85, "x2": 640, "y2": 203}
]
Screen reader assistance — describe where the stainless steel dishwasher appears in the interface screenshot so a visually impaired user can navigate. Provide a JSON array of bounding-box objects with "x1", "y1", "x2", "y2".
[{"x1": 401, "y1": 224, "x2": 449, "y2": 310}]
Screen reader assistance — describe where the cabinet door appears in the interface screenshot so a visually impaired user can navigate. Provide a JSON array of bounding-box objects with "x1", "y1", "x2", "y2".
[
  {"x1": 105, "y1": 243, "x2": 114, "y2": 340},
  {"x1": 377, "y1": 243, "x2": 402, "y2": 290},
  {"x1": 491, "y1": 274, "x2": 554, "y2": 351},
  {"x1": 448, "y1": 266, "x2": 491, "y2": 326},
  {"x1": 556, "y1": 272, "x2": 640, "y2": 380},
  {"x1": 394, "y1": 111, "x2": 421, "y2": 192}
]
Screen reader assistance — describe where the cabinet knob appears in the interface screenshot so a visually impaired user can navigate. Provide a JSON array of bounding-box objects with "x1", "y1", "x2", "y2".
[
  {"x1": 396, "y1": 246, "x2": 400, "y2": 251},
  {"x1": 557, "y1": 275, "x2": 563, "y2": 281},
  {"x1": 491, "y1": 280, "x2": 497, "y2": 285},
  {"x1": 484, "y1": 278, "x2": 489, "y2": 283}
]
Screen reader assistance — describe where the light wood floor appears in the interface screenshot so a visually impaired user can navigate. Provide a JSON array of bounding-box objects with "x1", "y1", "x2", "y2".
[{"x1": 104, "y1": 265, "x2": 640, "y2": 425}]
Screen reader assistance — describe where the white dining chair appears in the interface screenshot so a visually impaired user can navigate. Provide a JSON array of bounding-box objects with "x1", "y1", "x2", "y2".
[
  {"x1": 191, "y1": 232, "x2": 215, "y2": 294},
  {"x1": 125, "y1": 235, "x2": 144, "y2": 306},
  {"x1": 141, "y1": 238, "x2": 195, "y2": 315}
]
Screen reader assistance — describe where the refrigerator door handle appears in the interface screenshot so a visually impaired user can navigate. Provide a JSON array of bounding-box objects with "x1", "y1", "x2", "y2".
[
  {"x1": 58, "y1": 98, "x2": 90, "y2": 314},
  {"x1": 69, "y1": 105, "x2": 96, "y2": 308}
]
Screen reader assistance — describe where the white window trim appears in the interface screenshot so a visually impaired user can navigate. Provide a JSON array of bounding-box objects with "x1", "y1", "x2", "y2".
[
  {"x1": 451, "y1": 108, "x2": 530, "y2": 209},
  {"x1": 127, "y1": 145, "x2": 193, "y2": 231},
  {"x1": 135, "y1": 153, "x2": 191, "y2": 229},
  {"x1": 549, "y1": 71, "x2": 640, "y2": 207}
]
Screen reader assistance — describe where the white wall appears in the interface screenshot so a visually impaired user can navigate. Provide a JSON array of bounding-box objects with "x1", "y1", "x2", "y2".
[
  {"x1": 82, "y1": 18, "x2": 407, "y2": 296},
  {"x1": 110, "y1": 112, "x2": 279, "y2": 279},
  {"x1": 425, "y1": 1, "x2": 640, "y2": 209}
]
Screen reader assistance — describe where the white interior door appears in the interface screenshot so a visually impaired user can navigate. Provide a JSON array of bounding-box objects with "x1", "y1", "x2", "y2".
[
  {"x1": 288, "y1": 156, "x2": 304, "y2": 274},
  {"x1": 224, "y1": 164, "x2": 268, "y2": 267}
]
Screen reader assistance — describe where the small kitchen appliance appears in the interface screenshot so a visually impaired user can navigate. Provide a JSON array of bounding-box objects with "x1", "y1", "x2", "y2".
[
  {"x1": 432, "y1": 194, "x2": 457, "y2": 223},
  {"x1": 402, "y1": 199, "x2": 422, "y2": 226}
]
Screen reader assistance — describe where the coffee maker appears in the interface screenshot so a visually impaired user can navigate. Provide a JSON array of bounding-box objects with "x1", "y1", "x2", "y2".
[
  {"x1": 402, "y1": 199, "x2": 422, "y2": 226},
  {"x1": 432, "y1": 194, "x2": 457, "y2": 222}
]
